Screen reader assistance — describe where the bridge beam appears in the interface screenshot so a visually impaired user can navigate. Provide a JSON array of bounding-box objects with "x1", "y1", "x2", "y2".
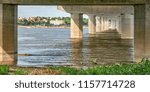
[
  {"x1": 88, "y1": 14, "x2": 96, "y2": 34},
  {"x1": 134, "y1": 4, "x2": 150, "y2": 61},
  {"x1": 71, "y1": 13, "x2": 83, "y2": 38},
  {"x1": 1, "y1": 0, "x2": 147, "y2": 5},
  {"x1": 0, "y1": 4, "x2": 17, "y2": 65}
]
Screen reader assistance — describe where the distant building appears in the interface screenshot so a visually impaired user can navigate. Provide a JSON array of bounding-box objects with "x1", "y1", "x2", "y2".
[
  {"x1": 18, "y1": 17, "x2": 24, "y2": 20},
  {"x1": 50, "y1": 19, "x2": 64, "y2": 26},
  {"x1": 42, "y1": 19, "x2": 48, "y2": 22},
  {"x1": 17, "y1": 17, "x2": 71, "y2": 26},
  {"x1": 18, "y1": 17, "x2": 26, "y2": 21}
]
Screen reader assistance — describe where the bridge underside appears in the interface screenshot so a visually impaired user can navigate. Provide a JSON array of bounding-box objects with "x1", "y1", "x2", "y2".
[
  {"x1": 57, "y1": 5, "x2": 150, "y2": 62},
  {"x1": 58, "y1": 5, "x2": 134, "y2": 39},
  {"x1": 0, "y1": 0, "x2": 150, "y2": 65},
  {"x1": 0, "y1": 0, "x2": 149, "y2": 5}
]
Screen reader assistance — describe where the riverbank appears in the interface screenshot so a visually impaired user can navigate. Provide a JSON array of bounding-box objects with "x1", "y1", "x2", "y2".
[
  {"x1": 0, "y1": 59, "x2": 150, "y2": 75},
  {"x1": 18, "y1": 25, "x2": 88, "y2": 29},
  {"x1": 18, "y1": 25, "x2": 70, "y2": 29}
]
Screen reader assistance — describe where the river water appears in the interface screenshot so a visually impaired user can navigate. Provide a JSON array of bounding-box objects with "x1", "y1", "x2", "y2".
[{"x1": 18, "y1": 28, "x2": 134, "y2": 68}]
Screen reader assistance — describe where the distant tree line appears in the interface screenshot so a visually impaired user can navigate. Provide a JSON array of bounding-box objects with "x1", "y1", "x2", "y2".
[{"x1": 18, "y1": 16, "x2": 88, "y2": 26}]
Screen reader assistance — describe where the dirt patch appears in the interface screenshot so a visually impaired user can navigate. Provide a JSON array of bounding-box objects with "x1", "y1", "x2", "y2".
[{"x1": 9, "y1": 66, "x2": 61, "y2": 75}]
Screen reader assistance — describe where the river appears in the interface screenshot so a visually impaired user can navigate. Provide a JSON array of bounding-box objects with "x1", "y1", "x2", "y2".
[{"x1": 18, "y1": 27, "x2": 134, "y2": 68}]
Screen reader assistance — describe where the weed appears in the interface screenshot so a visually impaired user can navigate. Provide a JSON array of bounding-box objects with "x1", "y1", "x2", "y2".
[
  {"x1": 49, "y1": 60, "x2": 150, "y2": 75},
  {"x1": 14, "y1": 69, "x2": 28, "y2": 75},
  {"x1": 0, "y1": 66, "x2": 9, "y2": 75}
]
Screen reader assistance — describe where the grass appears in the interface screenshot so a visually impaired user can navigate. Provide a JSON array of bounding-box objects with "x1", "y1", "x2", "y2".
[
  {"x1": 0, "y1": 65, "x2": 9, "y2": 75},
  {"x1": 0, "y1": 66, "x2": 27, "y2": 75},
  {"x1": 0, "y1": 59, "x2": 150, "y2": 75},
  {"x1": 14, "y1": 69, "x2": 28, "y2": 75},
  {"x1": 48, "y1": 59, "x2": 150, "y2": 75}
]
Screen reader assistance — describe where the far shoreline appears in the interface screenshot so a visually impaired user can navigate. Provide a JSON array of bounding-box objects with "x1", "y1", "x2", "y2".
[
  {"x1": 18, "y1": 25, "x2": 88, "y2": 29},
  {"x1": 18, "y1": 25, "x2": 70, "y2": 29}
]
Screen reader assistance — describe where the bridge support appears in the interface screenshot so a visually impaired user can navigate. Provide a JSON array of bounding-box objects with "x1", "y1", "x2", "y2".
[
  {"x1": 0, "y1": 4, "x2": 17, "y2": 65},
  {"x1": 134, "y1": 4, "x2": 150, "y2": 61},
  {"x1": 96, "y1": 16, "x2": 102, "y2": 32},
  {"x1": 71, "y1": 13, "x2": 83, "y2": 38},
  {"x1": 120, "y1": 13, "x2": 133, "y2": 39},
  {"x1": 103, "y1": 17, "x2": 109, "y2": 31},
  {"x1": 88, "y1": 14, "x2": 96, "y2": 34},
  {"x1": 145, "y1": 5, "x2": 150, "y2": 59}
]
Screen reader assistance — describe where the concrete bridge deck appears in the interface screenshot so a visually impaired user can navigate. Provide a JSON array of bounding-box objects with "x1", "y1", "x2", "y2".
[
  {"x1": 57, "y1": 5, "x2": 134, "y2": 14},
  {"x1": 0, "y1": 0, "x2": 148, "y2": 5}
]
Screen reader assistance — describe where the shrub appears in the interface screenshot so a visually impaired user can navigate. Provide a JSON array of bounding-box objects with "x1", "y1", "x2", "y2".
[{"x1": 0, "y1": 66, "x2": 9, "y2": 75}]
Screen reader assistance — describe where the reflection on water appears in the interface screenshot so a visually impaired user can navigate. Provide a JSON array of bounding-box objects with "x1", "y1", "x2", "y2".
[{"x1": 18, "y1": 28, "x2": 134, "y2": 68}]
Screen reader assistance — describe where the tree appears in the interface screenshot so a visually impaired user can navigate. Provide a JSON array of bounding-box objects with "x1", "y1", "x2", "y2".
[
  {"x1": 83, "y1": 18, "x2": 88, "y2": 25},
  {"x1": 64, "y1": 17, "x2": 70, "y2": 25}
]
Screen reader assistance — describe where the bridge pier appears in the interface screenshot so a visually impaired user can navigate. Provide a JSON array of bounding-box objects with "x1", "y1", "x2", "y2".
[
  {"x1": 103, "y1": 17, "x2": 109, "y2": 31},
  {"x1": 134, "y1": 4, "x2": 150, "y2": 61},
  {"x1": 88, "y1": 14, "x2": 96, "y2": 34},
  {"x1": 110, "y1": 17, "x2": 118, "y2": 30},
  {"x1": 0, "y1": 4, "x2": 17, "y2": 65},
  {"x1": 96, "y1": 16, "x2": 102, "y2": 32},
  {"x1": 102, "y1": 16, "x2": 106, "y2": 31},
  {"x1": 145, "y1": 5, "x2": 150, "y2": 59},
  {"x1": 71, "y1": 13, "x2": 83, "y2": 38},
  {"x1": 120, "y1": 13, "x2": 133, "y2": 39}
]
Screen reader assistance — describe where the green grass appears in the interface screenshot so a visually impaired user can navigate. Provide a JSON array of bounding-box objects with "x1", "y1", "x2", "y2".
[
  {"x1": 0, "y1": 66, "x2": 27, "y2": 75},
  {"x1": 0, "y1": 65, "x2": 9, "y2": 75},
  {"x1": 49, "y1": 59, "x2": 150, "y2": 75},
  {"x1": 0, "y1": 59, "x2": 150, "y2": 75},
  {"x1": 14, "y1": 69, "x2": 28, "y2": 75}
]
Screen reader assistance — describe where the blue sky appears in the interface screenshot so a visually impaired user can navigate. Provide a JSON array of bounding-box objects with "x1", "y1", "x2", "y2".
[
  {"x1": 18, "y1": 6, "x2": 70, "y2": 18},
  {"x1": 18, "y1": 5, "x2": 88, "y2": 18}
]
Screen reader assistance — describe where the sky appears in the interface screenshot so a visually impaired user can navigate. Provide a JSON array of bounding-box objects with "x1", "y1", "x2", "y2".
[
  {"x1": 18, "y1": 6, "x2": 70, "y2": 18},
  {"x1": 18, "y1": 5, "x2": 88, "y2": 18}
]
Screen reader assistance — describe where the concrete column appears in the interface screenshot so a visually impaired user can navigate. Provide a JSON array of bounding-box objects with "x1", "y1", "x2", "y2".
[
  {"x1": 96, "y1": 16, "x2": 101, "y2": 32},
  {"x1": 103, "y1": 17, "x2": 110, "y2": 31},
  {"x1": 145, "y1": 5, "x2": 150, "y2": 59},
  {"x1": 118, "y1": 15, "x2": 122, "y2": 34},
  {"x1": 108, "y1": 18, "x2": 112, "y2": 29},
  {"x1": 0, "y1": 4, "x2": 17, "y2": 65},
  {"x1": 71, "y1": 13, "x2": 83, "y2": 38},
  {"x1": 111, "y1": 18, "x2": 117, "y2": 30},
  {"x1": 103, "y1": 17, "x2": 107, "y2": 31},
  {"x1": 88, "y1": 14, "x2": 96, "y2": 34},
  {"x1": 134, "y1": 4, "x2": 150, "y2": 61},
  {"x1": 120, "y1": 13, "x2": 133, "y2": 39},
  {"x1": 102, "y1": 16, "x2": 105, "y2": 31},
  {"x1": 130, "y1": 14, "x2": 134, "y2": 38}
]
